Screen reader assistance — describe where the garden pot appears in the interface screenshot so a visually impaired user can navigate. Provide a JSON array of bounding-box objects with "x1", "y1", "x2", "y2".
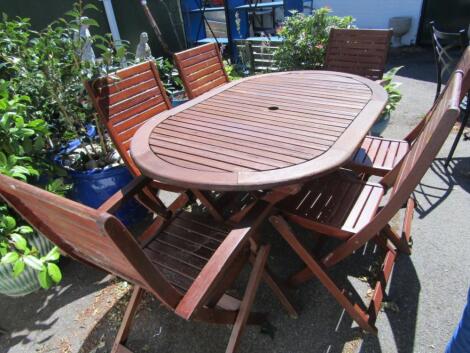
[
  {"x1": 0, "y1": 232, "x2": 53, "y2": 297},
  {"x1": 171, "y1": 96, "x2": 189, "y2": 107},
  {"x1": 66, "y1": 165, "x2": 150, "y2": 228},
  {"x1": 370, "y1": 112, "x2": 391, "y2": 137},
  {"x1": 171, "y1": 91, "x2": 189, "y2": 107}
]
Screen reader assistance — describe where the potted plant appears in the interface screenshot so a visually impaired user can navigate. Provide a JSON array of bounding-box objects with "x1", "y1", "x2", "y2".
[
  {"x1": 0, "y1": 83, "x2": 65, "y2": 296},
  {"x1": 155, "y1": 57, "x2": 186, "y2": 106},
  {"x1": 370, "y1": 66, "x2": 403, "y2": 136},
  {"x1": 0, "y1": 3, "x2": 149, "y2": 227}
]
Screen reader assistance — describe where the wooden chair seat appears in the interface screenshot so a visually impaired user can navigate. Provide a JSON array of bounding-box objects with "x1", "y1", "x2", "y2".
[
  {"x1": 348, "y1": 136, "x2": 410, "y2": 176},
  {"x1": 277, "y1": 171, "x2": 384, "y2": 237},
  {"x1": 143, "y1": 211, "x2": 233, "y2": 293}
]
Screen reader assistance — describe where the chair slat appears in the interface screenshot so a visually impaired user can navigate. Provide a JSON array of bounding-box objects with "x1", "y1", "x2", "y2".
[
  {"x1": 174, "y1": 43, "x2": 229, "y2": 99},
  {"x1": 85, "y1": 60, "x2": 171, "y2": 176},
  {"x1": 325, "y1": 28, "x2": 392, "y2": 81}
]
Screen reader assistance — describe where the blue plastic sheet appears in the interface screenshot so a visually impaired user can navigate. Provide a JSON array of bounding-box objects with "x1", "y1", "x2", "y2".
[{"x1": 446, "y1": 288, "x2": 470, "y2": 353}]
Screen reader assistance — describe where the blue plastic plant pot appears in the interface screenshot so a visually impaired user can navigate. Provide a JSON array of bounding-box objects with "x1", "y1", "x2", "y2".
[
  {"x1": 171, "y1": 97, "x2": 189, "y2": 107},
  {"x1": 66, "y1": 165, "x2": 150, "y2": 228}
]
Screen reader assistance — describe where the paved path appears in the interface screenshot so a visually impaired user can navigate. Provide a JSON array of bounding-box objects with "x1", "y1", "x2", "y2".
[{"x1": 1, "y1": 48, "x2": 469, "y2": 353}]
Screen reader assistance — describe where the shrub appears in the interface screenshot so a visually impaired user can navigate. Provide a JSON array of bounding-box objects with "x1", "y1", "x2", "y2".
[
  {"x1": 274, "y1": 7, "x2": 354, "y2": 71},
  {"x1": 0, "y1": 82, "x2": 67, "y2": 289}
]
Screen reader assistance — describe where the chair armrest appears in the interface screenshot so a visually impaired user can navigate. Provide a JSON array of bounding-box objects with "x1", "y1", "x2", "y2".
[
  {"x1": 98, "y1": 175, "x2": 152, "y2": 214},
  {"x1": 175, "y1": 200, "x2": 273, "y2": 320}
]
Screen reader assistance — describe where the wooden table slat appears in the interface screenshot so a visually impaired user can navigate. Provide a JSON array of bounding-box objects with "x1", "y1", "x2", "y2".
[
  {"x1": 153, "y1": 125, "x2": 321, "y2": 159},
  {"x1": 190, "y1": 105, "x2": 344, "y2": 136},
  {"x1": 162, "y1": 118, "x2": 331, "y2": 151}
]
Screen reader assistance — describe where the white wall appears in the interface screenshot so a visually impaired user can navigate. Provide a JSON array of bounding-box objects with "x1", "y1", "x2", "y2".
[{"x1": 313, "y1": 0, "x2": 424, "y2": 45}]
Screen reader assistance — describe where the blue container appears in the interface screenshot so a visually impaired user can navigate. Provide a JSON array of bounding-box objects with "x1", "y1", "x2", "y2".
[
  {"x1": 67, "y1": 165, "x2": 150, "y2": 228},
  {"x1": 446, "y1": 288, "x2": 470, "y2": 353},
  {"x1": 171, "y1": 96, "x2": 189, "y2": 107}
]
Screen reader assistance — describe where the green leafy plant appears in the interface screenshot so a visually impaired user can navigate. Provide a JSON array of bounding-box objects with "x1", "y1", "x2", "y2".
[
  {"x1": 382, "y1": 66, "x2": 403, "y2": 116},
  {"x1": 274, "y1": 8, "x2": 354, "y2": 70},
  {"x1": 0, "y1": 2, "x2": 128, "y2": 171},
  {"x1": 0, "y1": 85, "x2": 66, "y2": 289},
  {"x1": 224, "y1": 61, "x2": 243, "y2": 81},
  {"x1": 0, "y1": 205, "x2": 62, "y2": 289},
  {"x1": 155, "y1": 56, "x2": 183, "y2": 95}
]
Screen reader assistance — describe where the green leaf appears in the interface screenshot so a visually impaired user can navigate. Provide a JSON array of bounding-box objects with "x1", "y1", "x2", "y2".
[
  {"x1": 1, "y1": 252, "x2": 19, "y2": 264},
  {"x1": 0, "y1": 152, "x2": 7, "y2": 165},
  {"x1": 17, "y1": 226, "x2": 33, "y2": 235},
  {"x1": 24, "y1": 255, "x2": 45, "y2": 271},
  {"x1": 81, "y1": 18, "x2": 99, "y2": 27},
  {"x1": 38, "y1": 269, "x2": 52, "y2": 289},
  {"x1": 43, "y1": 246, "x2": 60, "y2": 262},
  {"x1": 3, "y1": 216, "x2": 16, "y2": 230},
  {"x1": 47, "y1": 262, "x2": 62, "y2": 283},
  {"x1": 10, "y1": 233, "x2": 28, "y2": 251},
  {"x1": 83, "y1": 3, "x2": 100, "y2": 12},
  {"x1": 13, "y1": 258, "x2": 25, "y2": 277}
]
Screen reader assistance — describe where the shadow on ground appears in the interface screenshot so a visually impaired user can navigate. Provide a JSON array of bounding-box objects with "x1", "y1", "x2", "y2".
[
  {"x1": 413, "y1": 157, "x2": 470, "y2": 218},
  {"x1": 77, "y1": 223, "x2": 421, "y2": 353},
  {"x1": 0, "y1": 260, "x2": 109, "y2": 352}
]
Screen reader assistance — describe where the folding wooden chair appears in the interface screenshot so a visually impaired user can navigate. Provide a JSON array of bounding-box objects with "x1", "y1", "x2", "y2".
[
  {"x1": 269, "y1": 69, "x2": 464, "y2": 334},
  {"x1": 348, "y1": 47, "x2": 470, "y2": 176},
  {"x1": 0, "y1": 174, "x2": 297, "y2": 353},
  {"x1": 85, "y1": 61, "x2": 230, "y2": 222},
  {"x1": 324, "y1": 28, "x2": 393, "y2": 81},
  {"x1": 174, "y1": 43, "x2": 229, "y2": 99}
]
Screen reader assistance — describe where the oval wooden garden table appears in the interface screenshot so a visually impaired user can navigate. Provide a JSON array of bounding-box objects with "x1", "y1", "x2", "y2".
[{"x1": 131, "y1": 71, "x2": 387, "y2": 192}]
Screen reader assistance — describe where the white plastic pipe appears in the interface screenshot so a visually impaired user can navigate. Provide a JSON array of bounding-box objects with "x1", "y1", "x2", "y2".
[{"x1": 101, "y1": 0, "x2": 122, "y2": 45}]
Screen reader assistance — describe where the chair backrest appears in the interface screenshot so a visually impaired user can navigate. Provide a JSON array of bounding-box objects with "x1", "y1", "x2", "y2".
[
  {"x1": 173, "y1": 43, "x2": 229, "y2": 99},
  {"x1": 85, "y1": 61, "x2": 172, "y2": 176},
  {"x1": 324, "y1": 28, "x2": 392, "y2": 80},
  {"x1": 0, "y1": 174, "x2": 180, "y2": 307},
  {"x1": 390, "y1": 71, "x2": 462, "y2": 195},
  {"x1": 430, "y1": 21, "x2": 468, "y2": 80},
  {"x1": 325, "y1": 70, "x2": 463, "y2": 265}
]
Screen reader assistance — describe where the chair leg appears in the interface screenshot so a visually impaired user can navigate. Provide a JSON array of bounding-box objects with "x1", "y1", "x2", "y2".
[
  {"x1": 288, "y1": 235, "x2": 329, "y2": 287},
  {"x1": 446, "y1": 104, "x2": 469, "y2": 167},
  {"x1": 111, "y1": 286, "x2": 145, "y2": 353},
  {"x1": 382, "y1": 224, "x2": 411, "y2": 255},
  {"x1": 261, "y1": 264, "x2": 298, "y2": 318},
  {"x1": 288, "y1": 266, "x2": 315, "y2": 287},
  {"x1": 434, "y1": 69, "x2": 442, "y2": 102},
  {"x1": 269, "y1": 215, "x2": 377, "y2": 334},
  {"x1": 192, "y1": 189, "x2": 225, "y2": 222},
  {"x1": 225, "y1": 245, "x2": 270, "y2": 353}
]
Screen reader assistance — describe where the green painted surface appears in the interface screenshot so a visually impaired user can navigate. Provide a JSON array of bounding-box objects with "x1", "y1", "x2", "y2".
[{"x1": 0, "y1": 0, "x2": 186, "y2": 56}]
